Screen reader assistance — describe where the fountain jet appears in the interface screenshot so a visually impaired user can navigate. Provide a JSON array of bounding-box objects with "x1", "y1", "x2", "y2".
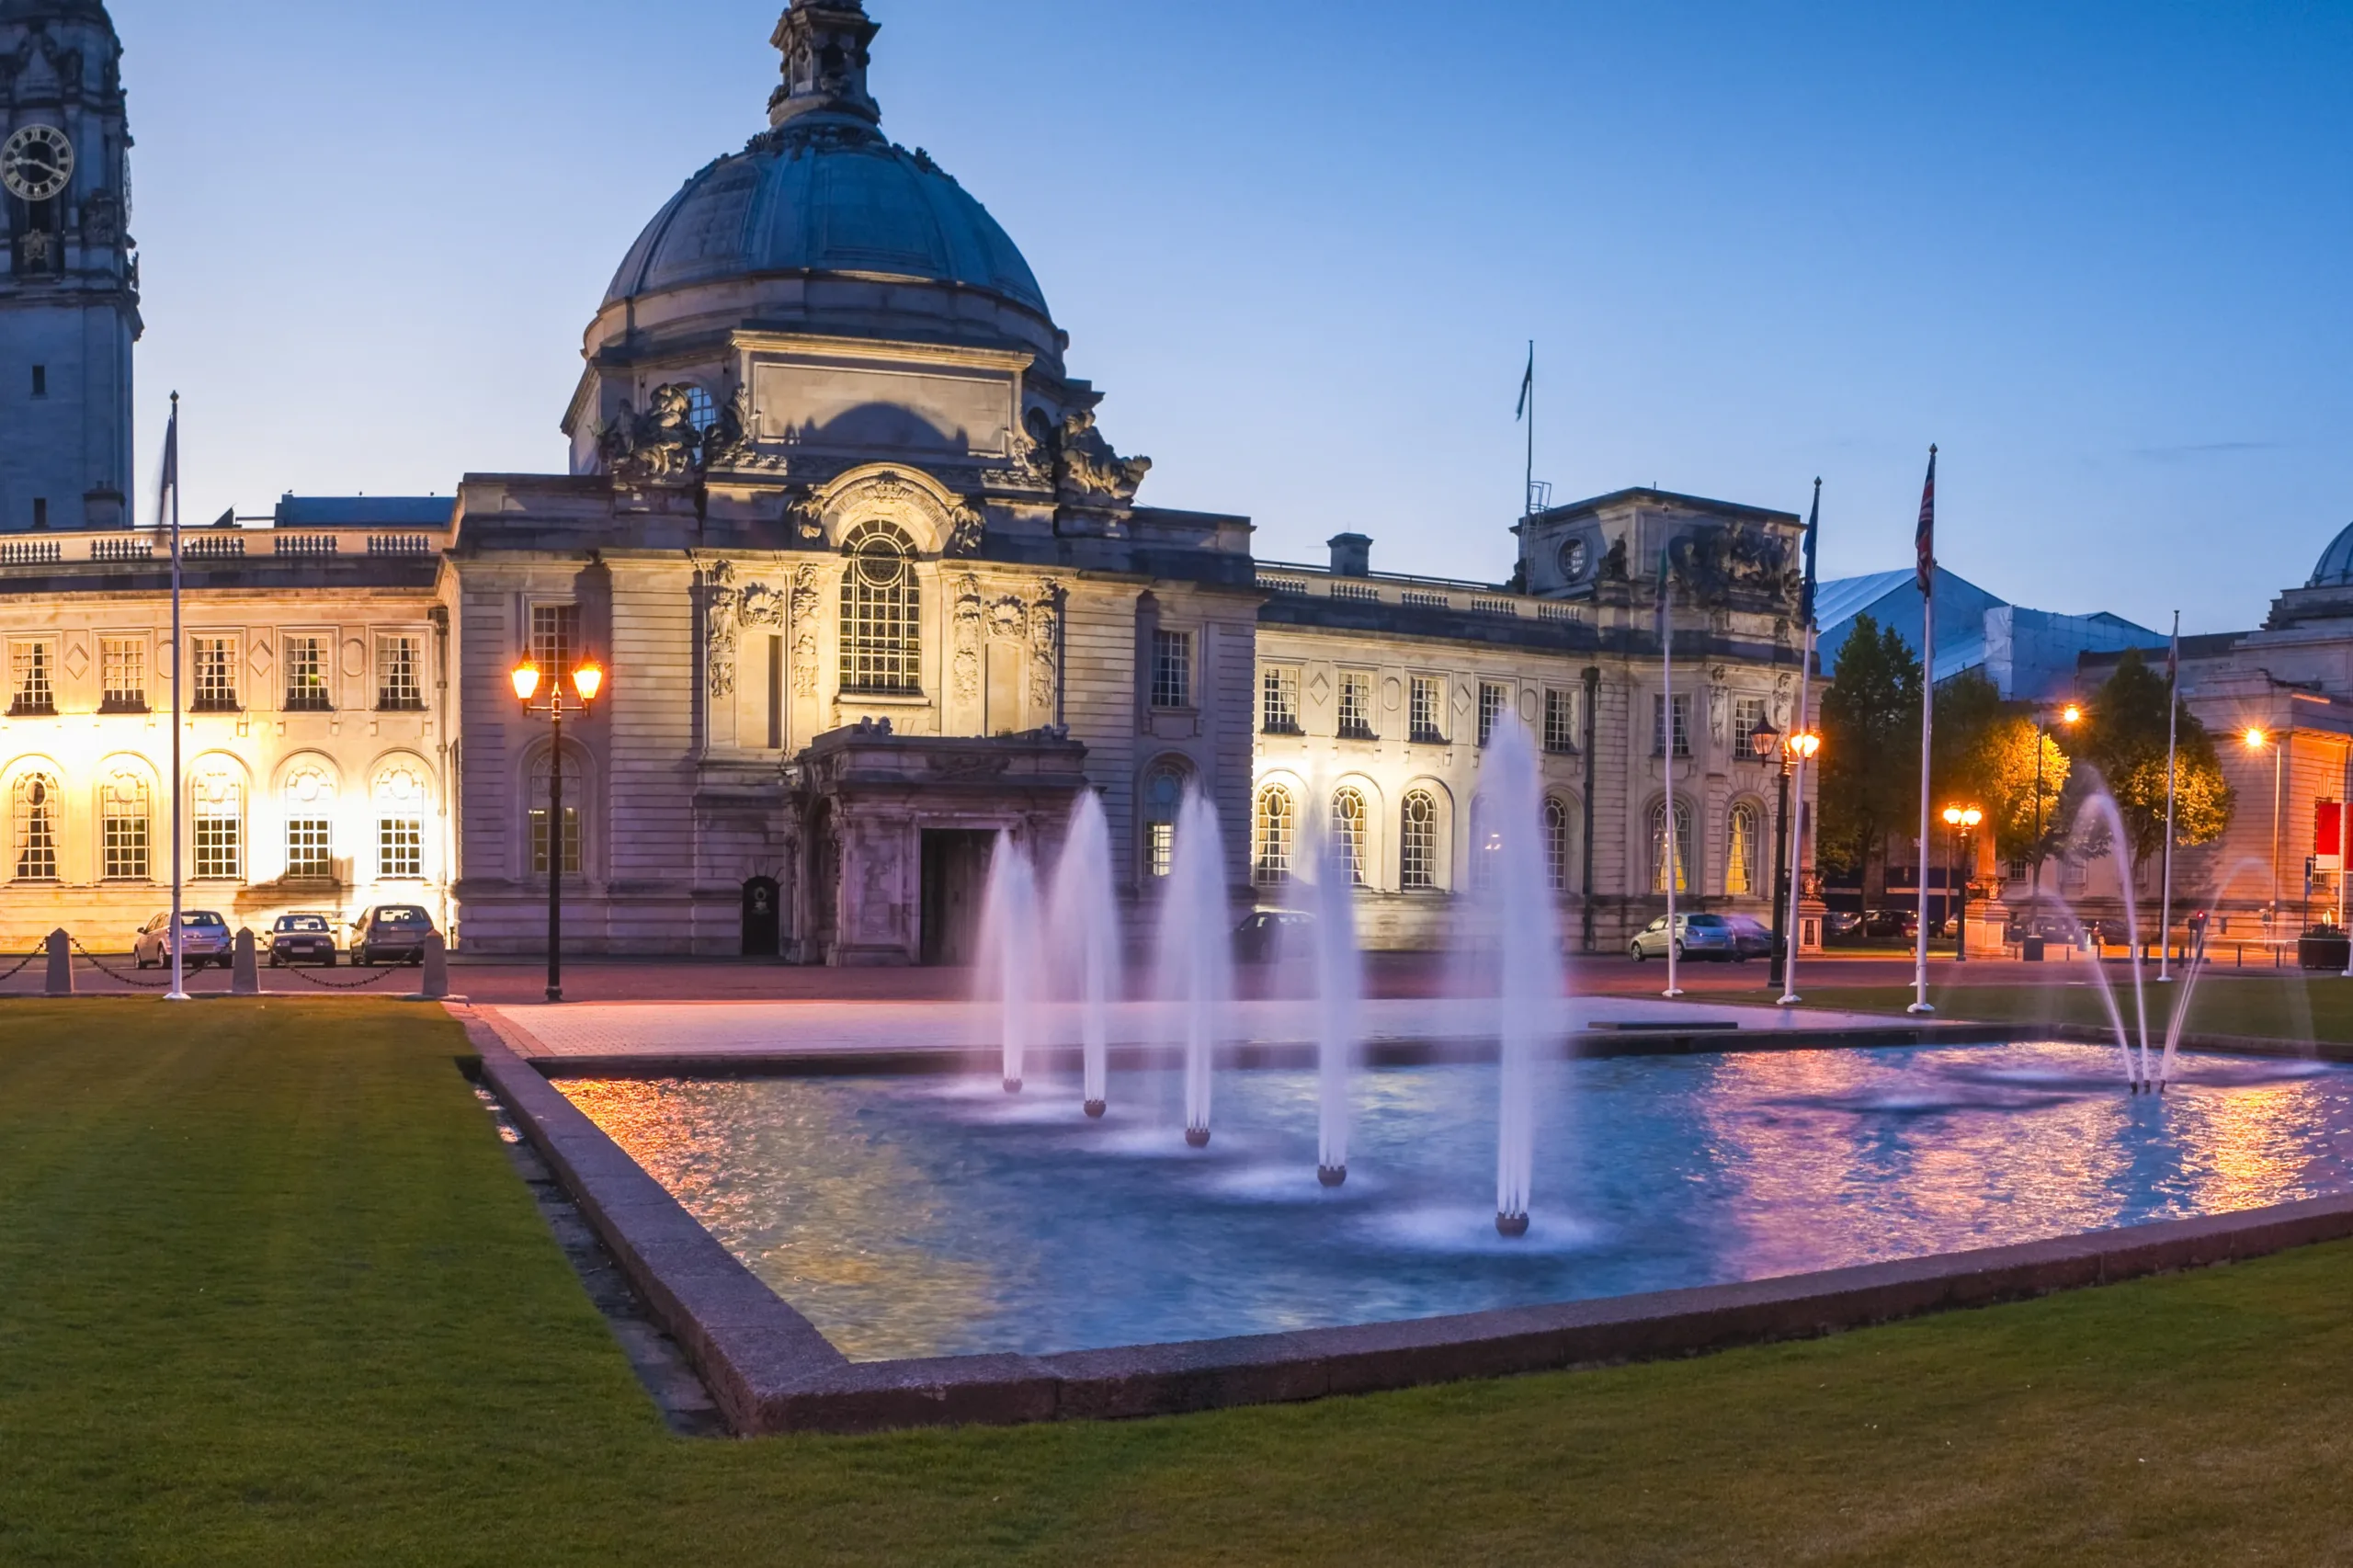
[
  {"x1": 977, "y1": 831, "x2": 1042, "y2": 1094},
  {"x1": 1475, "y1": 713, "x2": 1563, "y2": 1236},
  {"x1": 1156, "y1": 787, "x2": 1233, "y2": 1149},
  {"x1": 1049, "y1": 792, "x2": 1122, "y2": 1118},
  {"x1": 1306, "y1": 790, "x2": 1362, "y2": 1186}
]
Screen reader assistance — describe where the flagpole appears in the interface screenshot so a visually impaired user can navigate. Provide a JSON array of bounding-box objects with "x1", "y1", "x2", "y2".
[
  {"x1": 165, "y1": 392, "x2": 188, "y2": 1004},
  {"x1": 1661, "y1": 546, "x2": 1683, "y2": 999},
  {"x1": 1908, "y1": 446, "x2": 1938, "y2": 1016},
  {"x1": 1524, "y1": 341, "x2": 1535, "y2": 519},
  {"x1": 2159, "y1": 611, "x2": 2180, "y2": 983},
  {"x1": 1779, "y1": 479, "x2": 1822, "y2": 1007}
]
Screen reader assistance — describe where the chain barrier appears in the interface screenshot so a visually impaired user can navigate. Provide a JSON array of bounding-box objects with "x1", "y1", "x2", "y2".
[
  {"x1": 269, "y1": 959, "x2": 412, "y2": 991},
  {"x1": 0, "y1": 945, "x2": 48, "y2": 986},
  {"x1": 69, "y1": 936, "x2": 180, "y2": 990}
]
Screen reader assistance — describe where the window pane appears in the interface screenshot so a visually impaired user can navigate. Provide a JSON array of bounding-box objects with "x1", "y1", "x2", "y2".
[
  {"x1": 378, "y1": 817, "x2": 424, "y2": 879},
  {"x1": 1338, "y1": 672, "x2": 1375, "y2": 739},
  {"x1": 376, "y1": 635, "x2": 424, "y2": 710},
  {"x1": 1254, "y1": 787, "x2": 1293, "y2": 885},
  {"x1": 839, "y1": 527, "x2": 921, "y2": 694},
  {"x1": 284, "y1": 634, "x2": 332, "y2": 711},
  {"x1": 13, "y1": 773, "x2": 57, "y2": 881},
  {"x1": 1409, "y1": 676, "x2": 1446, "y2": 744},
  {"x1": 10, "y1": 641, "x2": 55, "y2": 716},
  {"x1": 1545, "y1": 799, "x2": 1571, "y2": 892},
  {"x1": 287, "y1": 818, "x2": 333, "y2": 880},
  {"x1": 192, "y1": 637, "x2": 239, "y2": 712},
  {"x1": 1261, "y1": 667, "x2": 1300, "y2": 734},
  {"x1": 529, "y1": 808, "x2": 581, "y2": 875},
  {"x1": 101, "y1": 637, "x2": 147, "y2": 710},
  {"x1": 1401, "y1": 791, "x2": 1438, "y2": 891},
  {"x1": 1543, "y1": 687, "x2": 1579, "y2": 754},
  {"x1": 1330, "y1": 789, "x2": 1368, "y2": 887},
  {"x1": 1151, "y1": 630, "x2": 1192, "y2": 710},
  {"x1": 530, "y1": 605, "x2": 577, "y2": 680}
]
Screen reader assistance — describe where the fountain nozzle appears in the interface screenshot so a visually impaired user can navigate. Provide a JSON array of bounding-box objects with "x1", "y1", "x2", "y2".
[
  {"x1": 1003, "y1": 1077, "x2": 1023, "y2": 1095},
  {"x1": 1495, "y1": 1211, "x2": 1530, "y2": 1238},
  {"x1": 1084, "y1": 1099, "x2": 1107, "y2": 1119},
  {"x1": 1317, "y1": 1165, "x2": 1347, "y2": 1188},
  {"x1": 1185, "y1": 1126, "x2": 1211, "y2": 1149}
]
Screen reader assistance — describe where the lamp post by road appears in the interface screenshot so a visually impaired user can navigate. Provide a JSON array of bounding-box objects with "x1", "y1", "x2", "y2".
[
  {"x1": 1942, "y1": 803, "x2": 1984, "y2": 961},
  {"x1": 1752, "y1": 718, "x2": 1822, "y2": 989},
  {"x1": 2245, "y1": 726, "x2": 2283, "y2": 937},
  {"x1": 512, "y1": 655, "x2": 605, "y2": 1004},
  {"x1": 2028, "y1": 703, "x2": 2082, "y2": 914}
]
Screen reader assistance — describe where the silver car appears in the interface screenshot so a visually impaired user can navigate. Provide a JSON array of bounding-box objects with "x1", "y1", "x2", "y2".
[
  {"x1": 1629, "y1": 913, "x2": 1739, "y2": 962},
  {"x1": 133, "y1": 910, "x2": 233, "y2": 970}
]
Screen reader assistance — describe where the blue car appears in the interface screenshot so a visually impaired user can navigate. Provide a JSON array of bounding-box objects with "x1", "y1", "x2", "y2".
[{"x1": 1629, "y1": 913, "x2": 1741, "y2": 962}]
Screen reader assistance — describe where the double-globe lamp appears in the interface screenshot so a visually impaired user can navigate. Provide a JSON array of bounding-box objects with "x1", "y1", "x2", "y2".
[{"x1": 511, "y1": 656, "x2": 606, "y2": 1002}]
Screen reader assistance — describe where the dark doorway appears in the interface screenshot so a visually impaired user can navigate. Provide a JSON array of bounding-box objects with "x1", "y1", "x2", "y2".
[
  {"x1": 920, "y1": 830, "x2": 996, "y2": 966},
  {"x1": 742, "y1": 877, "x2": 781, "y2": 958}
]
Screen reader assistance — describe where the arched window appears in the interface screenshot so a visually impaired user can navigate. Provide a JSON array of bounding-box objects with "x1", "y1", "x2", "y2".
[
  {"x1": 1545, "y1": 797, "x2": 1573, "y2": 893},
  {"x1": 1466, "y1": 795, "x2": 1506, "y2": 893},
  {"x1": 1330, "y1": 787, "x2": 1369, "y2": 888},
  {"x1": 1254, "y1": 785, "x2": 1293, "y2": 886},
  {"x1": 529, "y1": 752, "x2": 583, "y2": 877},
  {"x1": 682, "y1": 383, "x2": 718, "y2": 433},
  {"x1": 839, "y1": 522, "x2": 920, "y2": 694},
  {"x1": 375, "y1": 762, "x2": 429, "y2": 881},
  {"x1": 1142, "y1": 763, "x2": 1187, "y2": 880},
  {"x1": 1649, "y1": 798, "x2": 1693, "y2": 894},
  {"x1": 192, "y1": 768, "x2": 244, "y2": 882},
  {"x1": 283, "y1": 765, "x2": 337, "y2": 881},
  {"x1": 12, "y1": 772, "x2": 58, "y2": 881},
  {"x1": 101, "y1": 770, "x2": 151, "y2": 882},
  {"x1": 1401, "y1": 790, "x2": 1440, "y2": 891},
  {"x1": 1727, "y1": 801, "x2": 1763, "y2": 896}
]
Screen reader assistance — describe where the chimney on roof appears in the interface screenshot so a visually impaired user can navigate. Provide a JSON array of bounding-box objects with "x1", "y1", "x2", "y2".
[{"x1": 1328, "y1": 533, "x2": 1371, "y2": 577}]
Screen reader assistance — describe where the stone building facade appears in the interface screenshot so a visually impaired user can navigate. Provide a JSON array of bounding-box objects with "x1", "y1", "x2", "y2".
[{"x1": 0, "y1": 0, "x2": 1820, "y2": 961}]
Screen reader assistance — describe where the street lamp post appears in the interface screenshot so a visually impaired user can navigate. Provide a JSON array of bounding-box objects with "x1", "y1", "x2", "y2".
[
  {"x1": 1752, "y1": 718, "x2": 1820, "y2": 988},
  {"x1": 2029, "y1": 703, "x2": 2082, "y2": 915},
  {"x1": 1942, "y1": 803, "x2": 1984, "y2": 962},
  {"x1": 2245, "y1": 726, "x2": 2283, "y2": 938},
  {"x1": 512, "y1": 656, "x2": 605, "y2": 1004}
]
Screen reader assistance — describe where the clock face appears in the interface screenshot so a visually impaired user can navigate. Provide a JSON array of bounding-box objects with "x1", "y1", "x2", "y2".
[
  {"x1": 2, "y1": 125, "x2": 74, "y2": 202},
  {"x1": 1558, "y1": 538, "x2": 1590, "y2": 583}
]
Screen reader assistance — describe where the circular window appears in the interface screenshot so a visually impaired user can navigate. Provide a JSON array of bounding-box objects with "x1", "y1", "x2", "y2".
[{"x1": 1558, "y1": 538, "x2": 1590, "y2": 583}]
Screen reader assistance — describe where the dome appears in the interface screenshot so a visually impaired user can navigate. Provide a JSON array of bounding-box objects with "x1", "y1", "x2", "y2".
[
  {"x1": 603, "y1": 134, "x2": 1048, "y2": 324},
  {"x1": 2309, "y1": 523, "x2": 2353, "y2": 588}
]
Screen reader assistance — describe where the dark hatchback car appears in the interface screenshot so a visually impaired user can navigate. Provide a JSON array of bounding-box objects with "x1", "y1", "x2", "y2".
[
  {"x1": 1234, "y1": 909, "x2": 1314, "y2": 964},
  {"x1": 267, "y1": 913, "x2": 338, "y2": 967},
  {"x1": 350, "y1": 904, "x2": 438, "y2": 967}
]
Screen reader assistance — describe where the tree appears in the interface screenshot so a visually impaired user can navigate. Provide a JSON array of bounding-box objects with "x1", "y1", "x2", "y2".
[
  {"x1": 1817, "y1": 613, "x2": 1922, "y2": 904},
  {"x1": 2073, "y1": 648, "x2": 2234, "y2": 879},
  {"x1": 1976, "y1": 716, "x2": 2072, "y2": 869}
]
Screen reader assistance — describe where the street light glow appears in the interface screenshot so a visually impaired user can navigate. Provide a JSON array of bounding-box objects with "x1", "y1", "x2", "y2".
[
  {"x1": 572, "y1": 661, "x2": 605, "y2": 704},
  {"x1": 2245, "y1": 726, "x2": 2269, "y2": 750},
  {"x1": 2061, "y1": 704, "x2": 2082, "y2": 725},
  {"x1": 1786, "y1": 729, "x2": 1822, "y2": 762},
  {"x1": 510, "y1": 661, "x2": 541, "y2": 703}
]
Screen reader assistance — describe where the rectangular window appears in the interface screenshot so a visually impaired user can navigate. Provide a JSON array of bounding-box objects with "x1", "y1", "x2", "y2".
[
  {"x1": 1151, "y1": 630, "x2": 1192, "y2": 710},
  {"x1": 103, "y1": 807, "x2": 149, "y2": 881},
  {"x1": 376, "y1": 633, "x2": 424, "y2": 710},
  {"x1": 1734, "y1": 696, "x2": 1770, "y2": 754},
  {"x1": 191, "y1": 636, "x2": 239, "y2": 712},
  {"x1": 283, "y1": 634, "x2": 331, "y2": 711},
  {"x1": 1338, "y1": 672, "x2": 1376, "y2": 740},
  {"x1": 378, "y1": 817, "x2": 424, "y2": 879},
  {"x1": 1261, "y1": 666, "x2": 1300, "y2": 734},
  {"x1": 194, "y1": 815, "x2": 242, "y2": 881},
  {"x1": 1543, "y1": 687, "x2": 1580, "y2": 754},
  {"x1": 286, "y1": 819, "x2": 332, "y2": 880},
  {"x1": 100, "y1": 636, "x2": 147, "y2": 712},
  {"x1": 1653, "y1": 693, "x2": 1692, "y2": 757},
  {"x1": 1477, "y1": 682, "x2": 1509, "y2": 746},
  {"x1": 530, "y1": 603, "x2": 577, "y2": 679},
  {"x1": 1409, "y1": 676, "x2": 1447, "y2": 744},
  {"x1": 8, "y1": 640, "x2": 55, "y2": 716},
  {"x1": 1146, "y1": 821, "x2": 1176, "y2": 880},
  {"x1": 530, "y1": 808, "x2": 582, "y2": 876}
]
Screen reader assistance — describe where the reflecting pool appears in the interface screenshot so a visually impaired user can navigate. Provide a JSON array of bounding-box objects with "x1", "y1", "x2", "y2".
[{"x1": 561, "y1": 1042, "x2": 2353, "y2": 1361}]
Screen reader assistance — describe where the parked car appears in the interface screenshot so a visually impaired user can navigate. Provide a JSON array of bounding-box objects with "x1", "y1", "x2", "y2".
[
  {"x1": 1234, "y1": 909, "x2": 1314, "y2": 964},
  {"x1": 267, "y1": 913, "x2": 338, "y2": 968},
  {"x1": 1629, "y1": 913, "x2": 1739, "y2": 962},
  {"x1": 1822, "y1": 909, "x2": 1865, "y2": 941},
  {"x1": 350, "y1": 904, "x2": 438, "y2": 967},
  {"x1": 133, "y1": 910, "x2": 232, "y2": 970},
  {"x1": 1862, "y1": 907, "x2": 1917, "y2": 939},
  {"x1": 1722, "y1": 914, "x2": 1775, "y2": 960}
]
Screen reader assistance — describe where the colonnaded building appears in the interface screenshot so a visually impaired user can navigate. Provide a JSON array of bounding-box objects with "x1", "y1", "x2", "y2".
[{"x1": 0, "y1": 0, "x2": 1823, "y2": 960}]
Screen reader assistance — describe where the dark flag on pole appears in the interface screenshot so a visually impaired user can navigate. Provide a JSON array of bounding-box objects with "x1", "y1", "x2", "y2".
[
  {"x1": 1656, "y1": 543, "x2": 1674, "y2": 620},
  {"x1": 1801, "y1": 477, "x2": 1821, "y2": 626},
  {"x1": 1516, "y1": 344, "x2": 1534, "y2": 422},
  {"x1": 1914, "y1": 445, "x2": 1938, "y2": 595},
  {"x1": 156, "y1": 402, "x2": 179, "y2": 528}
]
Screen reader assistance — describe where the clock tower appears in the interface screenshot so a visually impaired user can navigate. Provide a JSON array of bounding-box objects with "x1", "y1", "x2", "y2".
[{"x1": 0, "y1": 0, "x2": 138, "y2": 532}]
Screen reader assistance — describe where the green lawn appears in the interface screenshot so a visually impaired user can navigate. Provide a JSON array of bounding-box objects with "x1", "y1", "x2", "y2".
[
  {"x1": 1802, "y1": 973, "x2": 2353, "y2": 1046},
  {"x1": 7, "y1": 1000, "x2": 2353, "y2": 1564}
]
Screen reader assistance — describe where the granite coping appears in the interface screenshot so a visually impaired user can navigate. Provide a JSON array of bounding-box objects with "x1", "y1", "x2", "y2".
[{"x1": 451, "y1": 1004, "x2": 2353, "y2": 1437}]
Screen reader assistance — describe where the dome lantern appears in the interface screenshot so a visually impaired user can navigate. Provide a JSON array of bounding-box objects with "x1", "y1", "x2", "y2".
[{"x1": 768, "y1": 0, "x2": 882, "y2": 131}]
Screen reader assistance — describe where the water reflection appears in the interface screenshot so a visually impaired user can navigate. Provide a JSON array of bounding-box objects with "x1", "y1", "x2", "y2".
[{"x1": 561, "y1": 1043, "x2": 2353, "y2": 1362}]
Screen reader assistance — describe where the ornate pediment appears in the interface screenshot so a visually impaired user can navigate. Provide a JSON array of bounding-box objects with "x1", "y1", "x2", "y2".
[{"x1": 801, "y1": 464, "x2": 983, "y2": 557}]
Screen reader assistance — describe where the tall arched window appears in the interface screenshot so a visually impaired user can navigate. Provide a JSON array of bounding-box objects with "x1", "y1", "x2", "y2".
[
  {"x1": 283, "y1": 765, "x2": 337, "y2": 881},
  {"x1": 839, "y1": 521, "x2": 920, "y2": 694},
  {"x1": 1727, "y1": 801, "x2": 1763, "y2": 896},
  {"x1": 1400, "y1": 790, "x2": 1440, "y2": 891},
  {"x1": 1142, "y1": 763, "x2": 1186, "y2": 880},
  {"x1": 1254, "y1": 785, "x2": 1293, "y2": 885},
  {"x1": 1649, "y1": 799, "x2": 1693, "y2": 894},
  {"x1": 192, "y1": 768, "x2": 244, "y2": 882},
  {"x1": 375, "y1": 762, "x2": 429, "y2": 881},
  {"x1": 1544, "y1": 797, "x2": 1573, "y2": 893},
  {"x1": 529, "y1": 752, "x2": 583, "y2": 877},
  {"x1": 101, "y1": 770, "x2": 151, "y2": 881},
  {"x1": 12, "y1": 772, "x2": 58, "y2": 881},
  {"x1": 1330, "y1": 787, "x2": 1369, "y2": 887}
]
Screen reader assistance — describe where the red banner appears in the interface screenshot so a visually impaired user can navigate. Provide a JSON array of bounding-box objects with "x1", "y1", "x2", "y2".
[{"x1": 2318, "y1": 801, "x2": 2344, "y2": 869}]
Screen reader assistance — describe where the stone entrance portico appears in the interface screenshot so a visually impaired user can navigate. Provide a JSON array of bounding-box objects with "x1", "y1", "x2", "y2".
[{"x1": 795, "y1": 722, "x2": 1086, "y2": 966}]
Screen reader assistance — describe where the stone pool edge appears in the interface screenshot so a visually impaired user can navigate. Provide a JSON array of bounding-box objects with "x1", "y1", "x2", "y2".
[{"x1": 454, "y1": 1006, "x2": 2353, "y2": 1437}]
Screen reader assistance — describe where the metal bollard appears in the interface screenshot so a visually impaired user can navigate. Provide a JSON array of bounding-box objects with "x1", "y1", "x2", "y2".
[
  {"x1": 420, "y1": 934, "x2": 449, "y2": 1001},
  {"x1": 231, "y1": 928, "x2": 260, "y2": 996},
  {"x1": 44, "y1": 929, "x2": 72, "y2": 996}
]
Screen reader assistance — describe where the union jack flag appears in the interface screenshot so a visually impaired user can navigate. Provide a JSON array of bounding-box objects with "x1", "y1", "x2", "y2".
[{"x1": 1915, "y1": 445, "x2": 1938, "y2": 595}]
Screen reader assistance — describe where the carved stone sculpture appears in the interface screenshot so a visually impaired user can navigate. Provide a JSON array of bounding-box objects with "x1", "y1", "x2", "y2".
[
  {"x1": 790, "y1": 565, "x2": 822, "y2": 696},
  {"x1": 700, "y1": 386, "x2": 756, "y2": 471},
  {"x1": 1028, "y1": 581, "x2": 1063, "y2": 715},
  {"x1": 951, "y1": 574, "x2": 983, "y2": 700},
  {"x1": 945, "y1": 501, "x2": 985, "y2": 557},
  {"x1": 1052, "y1": 408, "x2": 1152, "y2": 506},
  {"x1": 705, "y1": 561, "x2": 740, "y2": 700},
  {"x1": 600, "y1": 384, "x2": 701, "y2": 483},
  {"x1": 1668, "y1": 522, "x2": 1802, "y2": 609}
]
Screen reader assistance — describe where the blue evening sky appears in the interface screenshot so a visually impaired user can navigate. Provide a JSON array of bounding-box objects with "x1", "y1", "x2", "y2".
[{"x1": 113, "y1": 0, "x2": 2349, "y2": 633}]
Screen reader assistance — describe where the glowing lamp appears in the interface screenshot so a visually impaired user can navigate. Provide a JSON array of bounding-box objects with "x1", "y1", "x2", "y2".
[
  {"x1": 1787, "y1": 730, "x2": 1822, "y2": 762},
  {"x1": 1943, "y1": 805, "x2": 1964, "y2": 827},
  {"x1": 2062, "y1": 705, "x2": 2083, "y2": 725},
  {"x1": 2245, "y1": 726, "x2": 2269, "y2": 750},
  {"x1": 572, "y1": 661, "x2": 605, "y2": 704},
  {"x1": 510, "y1": 662, "x2": 542, "y2": 703},
  {"x1": 1749, "y1": 719, "x2": 1781, "y2": 761}
]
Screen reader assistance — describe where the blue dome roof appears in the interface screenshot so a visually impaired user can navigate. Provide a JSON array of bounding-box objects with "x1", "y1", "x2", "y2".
[
  {"x1": 604, "y1": 133, "x2": 1049, "y2": 323},
  {"x1": 2310, "y1": 523, "x2": 2353, "y2": 587}
]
